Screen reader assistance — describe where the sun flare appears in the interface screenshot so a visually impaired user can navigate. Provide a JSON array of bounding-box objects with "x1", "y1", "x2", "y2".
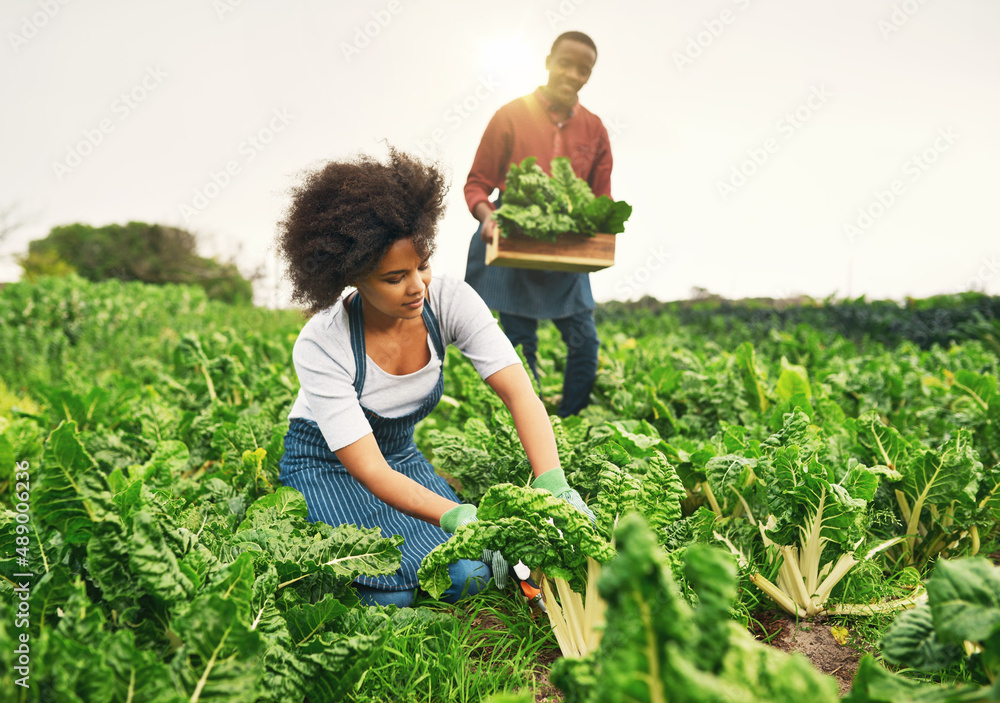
[{"x1": 479, "y1": 35, "x2": 543, "y2": 91}]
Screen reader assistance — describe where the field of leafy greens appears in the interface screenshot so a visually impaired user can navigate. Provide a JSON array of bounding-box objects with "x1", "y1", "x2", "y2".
[{"x1": 1, "y1": 275, "x2": 999, "y2": 702}]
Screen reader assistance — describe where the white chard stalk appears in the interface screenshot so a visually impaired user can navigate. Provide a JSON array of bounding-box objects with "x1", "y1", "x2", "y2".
[{"x1": 540, "y1": 557, "x2": 606, "y2": 658}]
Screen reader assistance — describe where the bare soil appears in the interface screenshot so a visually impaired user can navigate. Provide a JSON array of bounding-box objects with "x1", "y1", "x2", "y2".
[{"x1": 750, "y1": 609, "x2": 868, "y2": 696}]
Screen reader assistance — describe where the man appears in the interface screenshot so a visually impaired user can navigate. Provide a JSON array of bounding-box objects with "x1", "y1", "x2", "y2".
[{"x1": 464, "y1": 31, "x2": 613, "y2": 417}]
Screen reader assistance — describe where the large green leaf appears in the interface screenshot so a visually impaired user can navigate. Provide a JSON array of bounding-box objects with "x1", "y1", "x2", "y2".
[
  {"x1": 203, "y1": 551, "x2": 257, "y2": 617},
  {"x1": 735, "y1": 342, "x2": 769, "y2": 414},
  {"x1": 128, "y1": 510, "x2": 194, "y2": 604},
  {"x1": 103, "y1": 629, "x2": 186, "y2": 703},
  {"x1": 87, "y1": 524, "x2": 145, "y2": 606},
  {"x1": 562, "y1": 514, "x2": 839, "y2": 703},
  {"x1": 241, "y1": 520, "x2": 403, "y2": 588},
  {"x1": 775, "y1": 358, "x2": 811, "y2": 402},
  {"x1": 299, "y1": 631, "x2": 388, "y2": 703},
  {"x1": 35, "y1": 421, "x2": 118, "y2": 544},
  {"x1": 282, "y1": 592, "x2": 350, "y2": 646},
  {"x1": 927, "y1": 557, "x2": 1000, "y2": 645},
  {"x1": 171, "y1": 594, "x2": 265, "y2": 702},
  {"x1": 140, "y1": 440, "x2": 190, "y2": 488},
  {"x1": 245, "y1": 485, "x2": 308, "y2": 521},
  {"x1": 593, "y1": 461, "x2": 641, "y2": 537},
  {"x1": 901, "y1": 432, "x2": 980, "y2": 520},
  {"x1": 880, "y1": 605, "x2": 963, "y2": 672},
  {"x1": 951, "y1": 369, "x2": 995, "y2": 412},
  {"x1": 685, "y1": 543, "x2": 738, "y2": 673},
  {"x1": 854, "y1": 410, "x2": 912, "y2": 471}
]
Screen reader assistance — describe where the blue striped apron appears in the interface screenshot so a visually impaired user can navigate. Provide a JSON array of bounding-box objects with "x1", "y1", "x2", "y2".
[{"x1": 279, "y1": 293, "x2": 461, "y2": 591}]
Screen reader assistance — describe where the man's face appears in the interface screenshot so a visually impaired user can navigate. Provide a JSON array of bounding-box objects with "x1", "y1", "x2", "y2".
[{"x1": 544, "y1": 39, "x2": 597, "y2": 109}]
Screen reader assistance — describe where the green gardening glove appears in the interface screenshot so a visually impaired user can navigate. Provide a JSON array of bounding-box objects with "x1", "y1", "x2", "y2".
[
  {"x1": 439, "y1": 504, "x2": 509, "y2": 589},
  {"x1": 533, "y1": 468, "x2": 597, "y2": 525}
]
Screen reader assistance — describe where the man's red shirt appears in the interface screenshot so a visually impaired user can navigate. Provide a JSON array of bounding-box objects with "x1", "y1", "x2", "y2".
[{"x1": 464, "y1": 88, "x2": 613, "y2": 215}]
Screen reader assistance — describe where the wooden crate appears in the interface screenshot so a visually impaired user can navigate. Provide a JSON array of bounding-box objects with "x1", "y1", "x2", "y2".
[{"x1": 485, "y1": 228, "x2": 616, "y2": 273}]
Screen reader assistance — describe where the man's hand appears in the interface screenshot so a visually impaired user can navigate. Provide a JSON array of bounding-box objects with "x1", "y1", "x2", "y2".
[
  {"x1": 479, "y1": 217, "x2": 498, "y2": 243},
  {"x1": 473, "y1": 202, "x2": 498, "y2": 243}
]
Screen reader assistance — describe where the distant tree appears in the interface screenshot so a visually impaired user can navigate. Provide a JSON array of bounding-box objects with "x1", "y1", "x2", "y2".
[{"x1": 18, "y1": 221, "x2": 253, "y2": 304}]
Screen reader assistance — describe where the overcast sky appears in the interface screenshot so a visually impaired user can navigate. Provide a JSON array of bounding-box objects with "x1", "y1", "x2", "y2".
[{"x1": 2, "y1": 0, "x2": 999, "y2": 307}]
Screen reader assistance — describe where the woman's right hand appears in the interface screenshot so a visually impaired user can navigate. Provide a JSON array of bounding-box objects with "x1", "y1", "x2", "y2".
[{"x1": 533, "y1": 468, "x2": 597, "y2": 525}]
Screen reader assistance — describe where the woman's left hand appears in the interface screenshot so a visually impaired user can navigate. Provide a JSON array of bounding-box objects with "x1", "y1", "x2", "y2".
[{"x1": 440, "y1": 504, "x2": 510, "y2": 589}]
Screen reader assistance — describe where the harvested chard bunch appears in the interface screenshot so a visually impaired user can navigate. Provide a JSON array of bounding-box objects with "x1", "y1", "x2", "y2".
[
  {"x1": 492, "y1": 156, "x2": 632, "y2": 242},
  {"x1": 418, "y1": 483, "x2": 614, "y2": 657}
]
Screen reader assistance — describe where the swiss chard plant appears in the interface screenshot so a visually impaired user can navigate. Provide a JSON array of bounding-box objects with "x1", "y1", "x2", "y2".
[
  {"x1": 855, "y1": 409, "x2": 999, "y2": 569},
  {"x1": 418, "y1": 483, "x2": 615, "y2": 658},
  {"x1": 712, "y1": 410, "x2": 920, "y2": 617}
]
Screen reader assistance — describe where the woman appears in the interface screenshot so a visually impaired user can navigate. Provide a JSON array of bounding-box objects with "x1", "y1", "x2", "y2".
[{"x1": 276, "y1": 148, "x2": 591, "y2": 608}]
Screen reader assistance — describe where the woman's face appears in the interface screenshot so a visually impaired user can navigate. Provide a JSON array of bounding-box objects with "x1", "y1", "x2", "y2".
[{"x1": 355, "y1": 237, "x2": 431, "y2": 322}]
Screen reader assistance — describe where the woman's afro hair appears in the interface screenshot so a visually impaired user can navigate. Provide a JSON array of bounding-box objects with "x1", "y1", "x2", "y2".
[{"x1": 277, "y1": 147, "x2": 447, "y2": 315}]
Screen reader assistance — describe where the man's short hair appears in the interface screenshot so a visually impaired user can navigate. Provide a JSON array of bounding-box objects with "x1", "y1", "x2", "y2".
[{"x1": 551, "y1": 31, "x2": 597, "y2": 58}]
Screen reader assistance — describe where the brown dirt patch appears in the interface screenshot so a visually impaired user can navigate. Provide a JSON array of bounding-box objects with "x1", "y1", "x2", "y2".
[
  {"x1": 751, "y1": 610, "x2": 866, "y2": 696},
  {"x1": 531, "y1": 647, "x2": 563, "y2": 703}
]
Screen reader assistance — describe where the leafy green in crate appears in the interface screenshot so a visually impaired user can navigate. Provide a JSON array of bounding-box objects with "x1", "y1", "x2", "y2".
[{"x1": 492, "y1": 156, "x2": 632, "y2": 242}]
